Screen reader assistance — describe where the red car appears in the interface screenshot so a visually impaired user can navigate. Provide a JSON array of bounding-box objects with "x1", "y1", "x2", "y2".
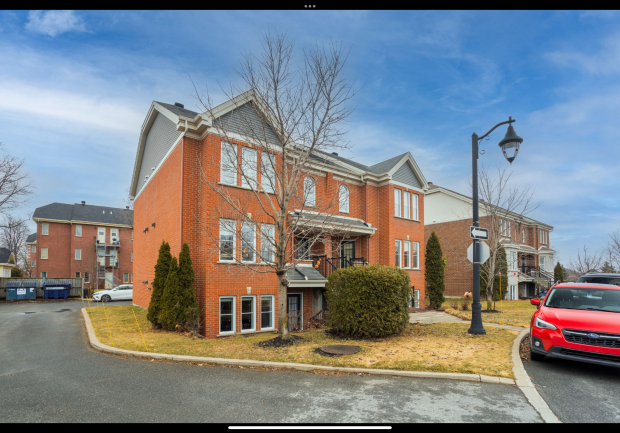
[{"x1": 530, "y1": 283, "x2": 620, "y2": 367}]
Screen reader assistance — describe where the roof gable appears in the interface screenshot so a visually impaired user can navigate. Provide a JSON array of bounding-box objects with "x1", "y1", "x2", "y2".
[
  {"x1": 392, "y1": 160, "x2": 423, "y2": 189},
  {"x1": 26, "y1": 233, "x2": 37, "y2": 243}
]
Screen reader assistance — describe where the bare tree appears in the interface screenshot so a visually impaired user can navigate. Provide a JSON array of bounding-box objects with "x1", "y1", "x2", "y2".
[
  {"x1": 0, "y1": 143, "x2": 32, "y2": 222},
  {"x1": 569, "y1": 245, "x2": 603, "y2": 275},
  {"x1": 0, "y1": 214, "x2": 30, "y2": 256},
  {"x1": 193, "y1": 31, "x2": 359, "y2": 339},
  {"x1": 605, "y1": 230, "x2": 620, "y2": 271}
]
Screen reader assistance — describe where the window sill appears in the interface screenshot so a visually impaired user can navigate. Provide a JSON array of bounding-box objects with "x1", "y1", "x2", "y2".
[
  {"x1": 217, "y1": 182, "x2": 276, "y2": 195},
  {"x1": 394, "y1": 216, "x2": 421, "y2": 223},
  {"x1": 217, "y1": 328, "x2": 276, "y2": 338}
]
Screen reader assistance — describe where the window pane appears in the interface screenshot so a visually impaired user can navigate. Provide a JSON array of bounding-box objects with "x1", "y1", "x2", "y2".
[
  {"x1": 261, "y1": 224, "x2": 275, "y2": 263},
  {"x1": 42, "y1": 224, "x2": 48, "y2": 235},
  {"x1": 339, "y1": 185, "x2": 349, "y2": 213},
  {"x1": 404, "y1": 192, "x2": 410, "y2": 219},
  {"x1": 296, "y1": 237, "x2": 311, "y2": 259},
  {"x1": 404, "y1": 241, "x2": 410, "y2": 268},
  {"x1": 241, "y1": 147, "x2": 257, "y2": 188},
  {"x1": 220, "y1": 219, "x2": 235, "y2": 261},
  {"x1": 304, "y1": 177, "x2": 315, "y2": 207},
  {"x1": 242, "y1": 298, "x2": 254, "y2": 330},
  {"x1": 261, "y1": 153, "x2": 276, "y2": 193},
  {"x1": 412, "y1": 194, "x2": 418, "y2": 220},
  {"x1": 241, "y1": 223, "x2": 256, "y2": 262},
  {"x1": 76, "y1": 225, "x2": 82, "y2": 236},
  {"x1": 220, "y1": 298, "x2": 233, "y2": 332},
  {"x1": 221, "y1": 142, "x2": 237, "y2": 185},
  {"x1": 75, "y1": 249, "x2": 81, "y2": 260},
  {"x1": 412, "y1": 242, "x2": 419, "y2": 268},
  {"x1": 394, "y1": 190, "x2": 401, "y2": 217},
  {"x1": 395, "y1": 240, "x2": 401, "y2": 267},
  {"x1": 261, "y1": 296, "x2": 273, "y2": 329}
]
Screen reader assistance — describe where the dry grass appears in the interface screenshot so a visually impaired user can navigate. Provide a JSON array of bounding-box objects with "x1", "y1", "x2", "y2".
[
  {"x1": 443, "y1": 300, "x2": 536, "y2": 328},
  {"x1": 87, "y1": 305, "x2": 518, "y2": 378}
]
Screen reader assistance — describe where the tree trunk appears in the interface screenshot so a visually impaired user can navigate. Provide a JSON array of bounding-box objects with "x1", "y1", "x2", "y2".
[
  {"x1": 486, "y1": 286, "x2": 493, "y2": 311},
  {"x1": 277, "y1": 272, "x2": 289, "y2": 339}
]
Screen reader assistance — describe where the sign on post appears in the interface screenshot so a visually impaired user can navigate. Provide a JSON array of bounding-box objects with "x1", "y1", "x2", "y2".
[
  {"x1": 467, "y1": 241, "x2": 490, "y2": 264},
  {"x1": 470, "y1": 226, "x2": 489, "y2": 240}
]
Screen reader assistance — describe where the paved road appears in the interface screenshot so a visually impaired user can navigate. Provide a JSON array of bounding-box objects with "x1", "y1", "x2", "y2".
[
  {"x1": 524, "y1": 350, "x2": 620, "y2": 423},
  {"x1": 0, "y1": 300, "x2": 543, "y2": 423}
]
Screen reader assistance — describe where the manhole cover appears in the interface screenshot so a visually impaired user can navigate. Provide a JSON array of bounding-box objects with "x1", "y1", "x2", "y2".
[{"x1": 319, "y1": 345, "x2": 360, "y2": 355}]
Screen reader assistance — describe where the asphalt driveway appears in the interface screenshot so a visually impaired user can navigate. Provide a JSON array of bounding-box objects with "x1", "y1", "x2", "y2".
[
  {"x1": 524, "y1": 352, "x2": 620, "y2": 423},
  {"x1": 0, "y1": 300, "x2": 543, "y2": 423}
]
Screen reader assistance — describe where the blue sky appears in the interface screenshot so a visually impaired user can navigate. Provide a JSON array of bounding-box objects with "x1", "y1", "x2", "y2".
[{"x1": 1, "y1": 10, "x2": 619, "y2": 265}]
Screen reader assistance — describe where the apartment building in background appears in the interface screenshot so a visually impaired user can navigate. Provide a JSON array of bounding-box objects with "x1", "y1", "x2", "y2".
[
  {"x1": 130, "y1": 91, "x2": 430, "y2": 339},
  {"x1": 31, "y1": 202, "x2": 134, "y2": 288},
  {"x1": 424, "y1": 184, "x2": 554, "y2": 299}
]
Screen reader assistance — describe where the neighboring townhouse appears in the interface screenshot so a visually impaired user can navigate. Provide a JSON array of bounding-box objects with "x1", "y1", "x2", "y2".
[
  {"x1": 26, "y1": 233, "x2": 37, "y2": 276},
  {"x1": 424, "y1": 184, "x2": 554, "y2": 299},
  {"x1": 32, "y1": 202, "x2": 134, "y2": 288},
  {"x1": 130, "y1": 92, "x2": 429, "y2": 339},
  {"x1": 0, "y1": 247, "x2": 17, "y2": 277}
]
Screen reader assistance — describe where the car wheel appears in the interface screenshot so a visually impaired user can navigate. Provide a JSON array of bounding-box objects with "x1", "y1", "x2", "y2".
[
  {"x1": 530, "y1": 348, "x2": 546, "y2": 361},
  {"x1": 102, "y1": 295, "x2": 111, "y2": 302}
]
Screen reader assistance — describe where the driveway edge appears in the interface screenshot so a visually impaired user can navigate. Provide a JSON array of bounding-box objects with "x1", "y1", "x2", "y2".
[
  {"x1": 512, "y1": 329, "x2": 561, "y2": 423},
  {"x1": 81, "y1": 308, "x2": 517, "y2": 385}
]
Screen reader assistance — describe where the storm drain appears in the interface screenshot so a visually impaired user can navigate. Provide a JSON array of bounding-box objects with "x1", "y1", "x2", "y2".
[{"x1": 53, "y1": 309, "x2": 72, "y2": 313}]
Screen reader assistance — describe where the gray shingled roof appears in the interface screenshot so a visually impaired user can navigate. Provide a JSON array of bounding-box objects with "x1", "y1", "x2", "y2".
[
  {"x1": 26, "y1": 233, "x2": 37, "y2": 243},
  {"x1": 287, "y1": 266, "x2": 326, "y2": 281},
  {"x1": 33, "y1": 203, "x2": 133, "y2": 226},
  {"x1": 367, "y1": 153, "x2": 408, "y2": 174},
  {"x1": 0, "y1": 247, "x2": 13, "y2": 264},
  {"x1": 155, "y1": 101, "x2": 200, "y2": 119}
]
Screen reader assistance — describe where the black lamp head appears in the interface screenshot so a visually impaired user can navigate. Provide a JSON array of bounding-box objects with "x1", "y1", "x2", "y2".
[{"x1": 498, "y1": 118, "x2": 523, "y2": 164}]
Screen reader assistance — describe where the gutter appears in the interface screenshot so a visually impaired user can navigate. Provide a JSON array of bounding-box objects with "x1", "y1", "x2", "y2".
[{"x1": 180, "y1": 119, "x2": 187, "y2": 247}]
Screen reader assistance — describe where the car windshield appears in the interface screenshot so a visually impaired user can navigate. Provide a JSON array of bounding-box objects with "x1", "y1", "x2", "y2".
[
  {"x1": 544, "y1": 287, "x2": 620, "y2": 313},
  {"x1": 577, "y1": 276, "x2": 620, "y2": 286}
]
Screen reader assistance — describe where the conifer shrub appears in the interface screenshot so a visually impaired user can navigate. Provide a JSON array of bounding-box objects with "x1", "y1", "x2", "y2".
[
  {"x1": 324, "y1": 265, "x2": 410, "y2": 338},
  {"x1": 425, "y1": 231, "x2": 445, "y2": 309},
  {"x1": 554, "y1": 262, "x2": 564, "y2": 282},
  {"x1": 158, "y1": 256, "x2": 180, "y2": 331},
  {"x1": 176, "y1": 243, "x2": 200, "y2": 331},
  {"x1": 147, "y1": 240, "x2": 172, "y2": 327}
]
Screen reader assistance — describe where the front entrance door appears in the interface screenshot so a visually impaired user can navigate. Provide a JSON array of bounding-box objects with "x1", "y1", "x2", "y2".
[
  {"x1": 287, "y1": 294, "x2": 302, "y2": 331},
  {"x1": 341, "y1": 241, "x2": 356, "y2": 268}
]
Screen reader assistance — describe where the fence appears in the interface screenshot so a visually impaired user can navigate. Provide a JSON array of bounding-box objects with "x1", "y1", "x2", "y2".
[{"x1": 0, "y1": 277, "x2": 84, "y2": 300}]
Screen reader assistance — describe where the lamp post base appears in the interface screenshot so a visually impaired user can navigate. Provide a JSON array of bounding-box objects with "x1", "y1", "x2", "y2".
[{"x1": 468, "y1": 301, "x2": 487, "y2": 335}]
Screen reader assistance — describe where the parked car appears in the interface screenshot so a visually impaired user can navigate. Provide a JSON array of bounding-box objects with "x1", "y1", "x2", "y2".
[
  {"x1": 529, "y1": 283, "x2": 620, "y2": 367},
  {"x1": 576, "y1": 272, "x2": 620, "y2": 286},
  {"x1": 92, "y1": 284, "x2": 133, "y2": 302}
]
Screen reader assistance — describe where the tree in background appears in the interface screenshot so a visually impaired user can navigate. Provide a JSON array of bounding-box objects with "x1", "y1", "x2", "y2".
[
  {"x1": 601, "y1": 261, "x2": 616, "y2": 273},
  {"x1": 158, "y1": 256, "x2": 180, "y2": 331},
  {"x1": 176, "y1": 243, "x2": 200, "y2": 332},
  {"x1": 0, "y1": 143, "x2": 33, "y2": 221},
  {"x1": 425, "y1": 231, "x2": 445, "y2": 309},
  {"x1": 0, "y1": 214, "x2": 31, "y2": 275},
  {"x1": 481, "y1": 244, "x2": 508, "y2": 310},
  {"x1": 568, "y1": 245, "x2": 602, "y2": 275},
  {"x1": 11, "y1": 267, "x2": 22, "y2": 277},
  {"x1": 147, "y1": 240, "x2": 172, "y2": 327},
  {"x1": 554, "y1": 262, "x2": 565, "y2": 282}
]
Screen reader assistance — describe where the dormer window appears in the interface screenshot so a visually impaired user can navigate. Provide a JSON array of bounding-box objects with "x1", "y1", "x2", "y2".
[{"x1": 339, "y1": 185, "x2": 349, "y2": 212}]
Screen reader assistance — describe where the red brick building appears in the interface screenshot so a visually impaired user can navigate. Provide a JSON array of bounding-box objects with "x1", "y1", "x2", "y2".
[
  {"x1": 31, "y1": 202, "x2": 134, "y2": 289},
  {"x1": 129, "y1": 92, "x2": 430, "y2": 339},
  {"x1": 424, "y1": 184, "x2": 555, "y2": 299}
]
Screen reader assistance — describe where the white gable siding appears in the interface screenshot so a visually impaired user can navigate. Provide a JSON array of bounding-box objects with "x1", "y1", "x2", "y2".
[
  {"x1": 214, "y1": 103, "x2": 281, "y2": 145},
  {"x1": 136, "y1": 113, "x2": 182, "y2": 196},
  {"x1": 392, "y1": 162, "x2": 422, "y2": 188},
  {"x1": 424, "y1": 191, "x2": 488, "y2": 225}
]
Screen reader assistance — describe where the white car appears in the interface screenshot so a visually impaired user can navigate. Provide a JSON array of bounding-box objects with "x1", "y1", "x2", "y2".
[{"x1": 92, "y1": 284, "x2": 133, "y2": 302}]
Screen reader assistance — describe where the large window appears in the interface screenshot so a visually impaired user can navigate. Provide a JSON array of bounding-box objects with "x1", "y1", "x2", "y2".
[
  {"x1": 220, "y1": 141, "x2": 238, "y2": 185},
  {"x1": 412, "y1": 193, "x2": 419, "y2": 220},
  {"x1": 219, "y1": 297, "x2": 235, "y2": 334},
  {"x1": 260, "y1": 224, "x2": 275, "y2": 263},
  {"x1": 403, "y1": 241, "x2": 411, "y2": 268},
  {"x1": 412, "y1": 242, "x2": 419, "y2": 269},
  {"x1": 124, "y1": 273, "x2": 129, "y2": 283},
  {"x1": 404, "y1": 192, "x2": 410, "y2": 219},
  {"x1": 76, "y1": 225, "x2": 82, "y2": 236},
  {"x1": 219, "y1": 219, "x2": 236, "y2": 261},
  {"x1": 42, "y1": 223, "x2": 49, "y2": 235},
  {"x1": 241, "y1": 296, "x2": 255, "y2": 332},
  {"x1": 339, "y1": 185, "x2": 349, "y2": 213},
  {"x1": 304, "y1": 177, "x2": 316, "y2": 207},
  {"x1": 395, "y1": 240, "x2": 402, "y2": 267},
  {"x1": 241, "y1": 147, "x2": 257, "y2": 189},
  {"x1": 32, "y1": 245, "x2": 36, "y2": 253},
  {"x1": 261, "y1": 295, "x2": 274, "y2": 330},
  {"x1": 241, "y1": 222, "x2": 256, "y2": 262},
  {"x1": 296, "y1": 237, "x2": 311, "y2": 260},
  {"x1": 540, "y1": 256, "x2": 546, "y2": 271},
  {"x1": 75, "y1": 249, "x2": 81, "y2": 260},
  {"x1": 260, "y1": 153, "x2": 276, "y2": 193},
  {"x1": 41, "y1": 247, "x2": 48, "y2": 259},
  {"x1": 394, "y1": 189, "x2": 401, "y2": 217}
]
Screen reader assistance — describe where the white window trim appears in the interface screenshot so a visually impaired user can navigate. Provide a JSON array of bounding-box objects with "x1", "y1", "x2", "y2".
[
  {"x1": 339, "y1": 185, "x2": 349, "y2": 213},
  {"x1": 76, "y1": 225, "x2": 82, "y2": 237},
  {"x1": 260, "y1": 223, "x2": 275, "y2": 264},
  {"x1": 394, "y1": 189, "x2": 401, "y2": 217},
  {"x1": 241, "y1": 222, "x2": 256, "y2": 263},
  {"x1": 41, "y1": 247, "x2": 48, "y2": 260},
  {"x1": 240, "y1": 295, "x2": 256, "y2": 332},
  {"x1": 42, "y1": 223, "x2": 49, "y2": 235},
  {"x1": 412, "y1": 242, "x2": 420, "y2": 269},
  {"x1": 260, "y1": 152, "x2": 276, "y2": 193},
  {"x1": 403, "y1": 240, "x2": 411, "y2": 269},
  {"x1": 304, "y1": 177, "x2": 316, "y2": 207},
  {"x1": 75, "y1": 249, "x2": 81, "y2": 260},
  {"x1": 219, "y1": 296, "x2": 236, "y2": 335},
  {"x1": 219, "y1": 219, "x2": 236, "y2": 262},
  {"x1": 260, "y1": 295, "x2": 275, "y2": 330},
  {"x1": 412, "y1": 193, "x2": 419, "y2": 220},
  {"x1": 395, "y1": 239, "x2": 402, "y2": 268},
  {"x1": 220, "y1": 141, "x2": 238, "y2": 186},
  {"x1": 75, "y1": 272, "x2": 81, "y2": 278}
]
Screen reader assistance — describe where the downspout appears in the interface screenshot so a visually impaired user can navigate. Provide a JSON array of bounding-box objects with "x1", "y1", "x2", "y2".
[
  {"x1": 180, "y1": 119, "x2": 188, "y2": 247},
  {"x1": 363, "y1": 175, "x2": 369, "y2": 262}
]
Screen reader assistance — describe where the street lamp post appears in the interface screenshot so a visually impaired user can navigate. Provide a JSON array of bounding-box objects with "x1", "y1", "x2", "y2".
[{"x1": 468, "y1": 117, "x2": 523, "y2": 335}]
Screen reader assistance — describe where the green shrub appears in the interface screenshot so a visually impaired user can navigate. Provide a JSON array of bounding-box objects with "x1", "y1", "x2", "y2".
[
  {"x1": 324, "y1": 265, "x2": 410, "y2": 338},
  {"x1": 158, "y1": 256, "x2": 180, "y2": 332},
  {"x1": 176, "y1": 243, "x2": 200, "y2": 331},
  {"x1": 147, "y1": 240, "x2": 171, "y2": 327},
  {"x1": 425, "y1": 231, "x2": 445, "y2": 309}
]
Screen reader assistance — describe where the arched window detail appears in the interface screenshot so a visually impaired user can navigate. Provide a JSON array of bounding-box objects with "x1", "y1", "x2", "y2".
[
  {"x1": 339, "y1": 185, "x2": 349, "y2": 212},
  {"x1": 304, "y1": 177, "x2": 316, "y2": 207}
]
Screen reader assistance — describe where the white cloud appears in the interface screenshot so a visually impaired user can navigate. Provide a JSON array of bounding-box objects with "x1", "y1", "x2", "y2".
[
  {"x1": 25, "y1": 10, "x2": 85, "y2": 37},
  {"x1": 545, "y1": 32, "x2": 620, "y2": 76}
]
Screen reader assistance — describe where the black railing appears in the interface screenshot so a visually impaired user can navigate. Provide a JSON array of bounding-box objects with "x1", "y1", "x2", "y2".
[
  {"x1": 520, "y1": 265, "x2": 554, "y2": 290},
  {"x1": 311, "y1": 255, "x2": 367, "y2": 279}
]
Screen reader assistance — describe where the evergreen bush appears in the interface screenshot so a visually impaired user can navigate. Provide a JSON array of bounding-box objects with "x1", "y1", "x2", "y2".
[
  {"x1": 425, "y1": 231, "x2": 445, "y2": 309},
  {"x1": 147, "y1": 240, "x2": 172, "y2": 327},
  {"x1": 176, "y1": 243, "x2": 200, "y2": 331},
  {"x1": 324, "y1": 265, "x2": 410, "y2": 338},
  {"x1": 554, "y1": 262, "x2": 565, "y2": 282},
  {"x1": 158, "y1": 256, "x2": 180, "y2": 331}
]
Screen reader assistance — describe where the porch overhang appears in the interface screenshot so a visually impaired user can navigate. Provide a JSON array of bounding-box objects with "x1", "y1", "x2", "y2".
[
  {"x1": 286, "y1": 266, "x2": 327, "y2": 288},
  {"x1": 289, "y1": 210, "x2": 377, "y2": 237}
]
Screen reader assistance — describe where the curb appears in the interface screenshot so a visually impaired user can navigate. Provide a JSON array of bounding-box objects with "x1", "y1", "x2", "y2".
[
  {"x1": 81, "y1": 308, "x2": 517, "y2": 385},
  {"x1": 512, "y1": 329, "x2": 561, "y2": 423}
]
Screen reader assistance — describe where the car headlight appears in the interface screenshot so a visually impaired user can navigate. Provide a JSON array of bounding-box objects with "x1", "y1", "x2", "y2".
[{"x1": 534, "y1": 317, "x2": 557, "y2": 330}]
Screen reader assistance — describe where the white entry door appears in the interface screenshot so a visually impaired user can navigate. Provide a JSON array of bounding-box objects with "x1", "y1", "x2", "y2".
[
  {"x1": 98, "y1": 227, "x2": 106, "y2": 244},
  {"x1": 105, "y1": 272, "x2": 114, "y2": 289},
  {"x1": 110, "y1": 228, "x2": 118, "y2": 245}
]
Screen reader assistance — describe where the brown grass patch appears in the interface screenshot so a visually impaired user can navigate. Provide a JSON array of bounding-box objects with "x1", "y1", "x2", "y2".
[
  {"x1": 87, "y1": 305, "x2": 518, "y2": 378},
  {"x1": 443, "y1": 300, "x2": 536, "y2": 328}
]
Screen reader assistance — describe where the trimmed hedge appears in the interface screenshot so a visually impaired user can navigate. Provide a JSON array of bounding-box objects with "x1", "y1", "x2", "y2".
[{"x1": 324, "y1": 265, "x2": 411, "y2": 338}]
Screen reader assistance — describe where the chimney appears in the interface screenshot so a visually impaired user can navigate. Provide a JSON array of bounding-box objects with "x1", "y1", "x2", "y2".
[
  {"x1": 331, "y1": 152, "x2": 338, "y2": 156},
  {"x1": 428, "y1": 182, "x2": 433, "y2": 185},
  {"x1": 81, "y1": 201, "x2": 85, "y2": 205},
  {"x1": 174, "y1": 102, "x2": 184, "y2": 108},
  {"x1": 126, "y1": 206, "x2": 129, "y2": 209}
]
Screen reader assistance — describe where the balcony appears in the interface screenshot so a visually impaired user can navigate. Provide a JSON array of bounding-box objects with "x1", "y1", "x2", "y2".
[
  {"x1": 311, "y1": 255, "x2": 367, "y2": 279},
  {"x1": 95, "y1": 236, "x2": 121, "y2": 247}
]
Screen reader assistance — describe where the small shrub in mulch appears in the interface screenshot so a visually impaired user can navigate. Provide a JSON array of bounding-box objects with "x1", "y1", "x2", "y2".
[{"x1": 257, "y1": 335, "x2": 304, "y2": 348}]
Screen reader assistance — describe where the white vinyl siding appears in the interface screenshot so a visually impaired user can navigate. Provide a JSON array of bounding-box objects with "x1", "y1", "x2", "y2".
[
  {"x1": 412, "y1": 242, "x2": 419, "y2": 269},
  {"x1": 403, "y1": 192, "x2": 410, "y2": 219},
  {"x1": 76, "y1": 225, "x2": 82, "y2": 236},
  {"x1": 394, "y1": 189, "x2": 401, "y2": 217},
  {"x1": 41, "y1": 247, "x2": 48, "y2": 260},
  {"x1": 339, "y1": 185, "x2": 349, "y2": 213},
  {"x1": 395, "y1": 240, "x2": 402, "y2": 268},
  {"x1": 220, "y1": 142, "x2": 238, "y2": 185},
  {"x1": 241, "y1": 147, "x2": 257, "y2": 189},
  {"x1": 260, "y1": 224, "x2": 275, "y2": 263},
  {"x1": 241, "y1": 222, "x2": 256, "y2": 263},
  {"x1": 304, "y1": 177, "x2": 316, "y2": 207},
  {"x1": 219, "y1": 219, "x2": 236, "y2": 262},
  {"x1": 42, "y1": 223, "x2": 49, "y2": 235}
]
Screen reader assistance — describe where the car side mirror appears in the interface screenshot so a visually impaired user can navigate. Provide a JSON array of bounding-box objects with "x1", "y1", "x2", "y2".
[{"x1": 530, "y1": 298, "x2": 540, "y2": 306}]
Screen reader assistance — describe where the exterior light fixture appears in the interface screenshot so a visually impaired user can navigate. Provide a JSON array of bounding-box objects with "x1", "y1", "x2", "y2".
[
  {"x1": 151, "y1": 222, "x2": 156, "y2": 227},
  {"x1": 498, "y1": 118, "x2": 523, "y2": 164}
]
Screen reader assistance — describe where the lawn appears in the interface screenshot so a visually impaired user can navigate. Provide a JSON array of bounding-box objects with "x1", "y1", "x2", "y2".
[
  {"x1": 442, "y1": 299, "x2": 537, "y2": 329},
  {"x1": 85, "y1": 304, "x2": 518, "y2": 378}
]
